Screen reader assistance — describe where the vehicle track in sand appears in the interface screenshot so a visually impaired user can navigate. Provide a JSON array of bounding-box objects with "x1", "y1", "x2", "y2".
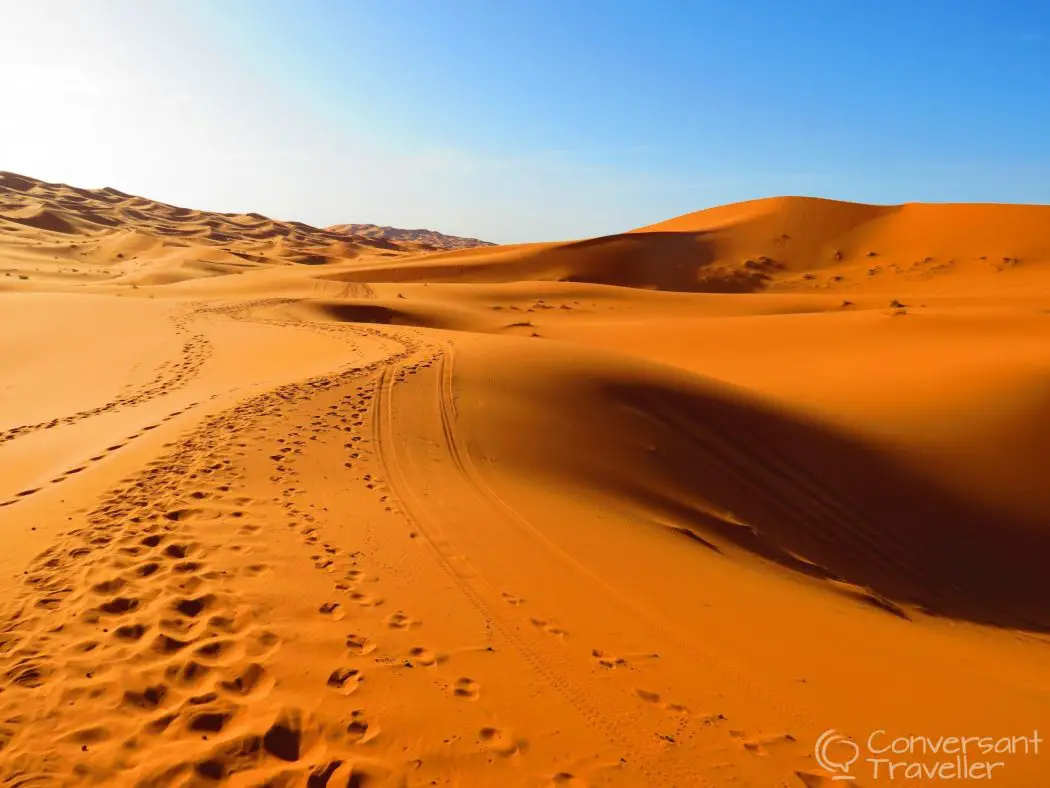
[
  {"x1": 365, "y1": 337, "x2": 834, "y2": 785},
  {"x1": 370, "y1": 343, "x2": 720, "y2": 785}
]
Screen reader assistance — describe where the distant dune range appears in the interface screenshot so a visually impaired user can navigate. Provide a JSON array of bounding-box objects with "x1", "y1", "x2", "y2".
[
  {"x1": 0, "y1": 171, "x2": 492, "y2": 286},
  {"x1": 2, "y1": 170, "x2": 1049, "y2": 786},
  {"x1": 327, "y1": 222, "x2": 495, "y2": 252}
]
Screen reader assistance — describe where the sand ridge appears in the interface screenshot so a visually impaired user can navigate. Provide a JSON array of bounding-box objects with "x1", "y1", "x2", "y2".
[
  {"x1": 326, "y1": 223, "x2": 495, "y2": 252},
  {"x1": 1, "y1": 173, "x2": 1049, "y2": 786},
  {"x1": 0, "y1": 171, "x2": 486, "y2": 291}
]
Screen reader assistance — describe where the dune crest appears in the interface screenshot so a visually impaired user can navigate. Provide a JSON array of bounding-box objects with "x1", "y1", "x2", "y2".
[
  {"x1": 310, "y1": 196, "x2": 1050, "y2": 293},
  {"x1": 327, "y1": 222, "x2": 495, "y2": 251}
]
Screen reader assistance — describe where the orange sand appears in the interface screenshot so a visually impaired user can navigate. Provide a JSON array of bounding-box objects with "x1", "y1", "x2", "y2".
[{"x1": 1, "y1": 171, "x2": 1048, "y2": 786}]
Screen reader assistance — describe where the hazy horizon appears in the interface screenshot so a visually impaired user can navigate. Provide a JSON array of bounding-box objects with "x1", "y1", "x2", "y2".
[{"x1": 4, "y1": 0, "x2": 1049, "y2": 243}]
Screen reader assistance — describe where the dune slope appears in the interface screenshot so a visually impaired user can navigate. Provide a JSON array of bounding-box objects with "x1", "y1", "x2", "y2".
[
  {"x1": 319, "y1": 196, "x2": 1050, "y2": 294},
  {"x1": 327, "y1": 223, "x2": 494, "y2": 251}
]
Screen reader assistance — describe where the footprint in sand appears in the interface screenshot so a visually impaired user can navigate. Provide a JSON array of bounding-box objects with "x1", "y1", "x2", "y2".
[
  {"x1": 193, "y1": 637, "x2": 246, "y2": 666},
  {"x1": 345, "y1": 633, "x2": 377, "y2": 656},
  {"x1": 218, "y1": 663, "x2": 273, "y2": 699},
  {"x1": 319, "y1": 602, "x2": 345, "y2": 621},
  {"x1": 548, "y1": 772, "x2": 586, "y2": 786},
  {"x1": 451, "y1": 677, "x2": 480, "y2": 700},
  {"x1": 344, "y1": 709, "x2": 378, "y2": 743},
  {"x1": 121, "y1": 683, "x2": 170, "y2": 712},
  {"x1": 635, "y1": 687, "x2": 690, "y2": 715},
  {"x1": 327, "y1": 667, "x2": 364, "y2": 695},
  {"x1": 184, "y1": 701, "x2": 241, "y2": 736},
  {"x1": 98, "y1": 596, "x2": 141, "y2": 616},
  {"x1": 636, "y1": 688, "x2": 662, "y2": 704},
  {"x1": 173, "y1": 593, "x2": 216, "y2": 619},
  {"x1": 530, "y1": 618, "x2": 567, "y2": 637},
  {"x1": 478, "y1": 726, "x2": 525, "y2": 757},
  {"x1": 630, "y1": 689, "x2": 688, "y2": 718},
  {"x1": 591, "y1": 649, "x2": 628, "y2": 669},
  {"x1": 165, "y1": 659, "x2": 213, "y2": 691},
  {"x1": 732, "y1": 729, "x2": 797, "y2": 756},
  {"x1": 406, "y1": 646, "x2": 442, "y2": 667},
  {"x1": 385, "y1": 611, "x2": 416, "y2": 629},
  {"x1": 244, "y1": 628, "x2": 281, "y2": 659},
  {"x1": 348, "y1": 591, "x2": 382, "y2": 607},
  {"x1": 91, "y1": 576, "x2": 127, "y2": 595},
  {"x1": 501, "y1": 591, "x2": 525, "y2": 606}
]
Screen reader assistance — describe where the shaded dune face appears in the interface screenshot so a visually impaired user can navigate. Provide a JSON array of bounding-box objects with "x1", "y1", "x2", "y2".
[
  {"x1": 454, "y1": 342, "x2": 1050, "y2": 632},
  {"x1": 313, "y1": 302, "x2": 449, "y2": 328},
  {"x1": 534, "y1": 232, "x2": 767, "y2": 293}
]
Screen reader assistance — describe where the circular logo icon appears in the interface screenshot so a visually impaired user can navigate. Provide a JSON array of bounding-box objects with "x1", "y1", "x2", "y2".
[{"x1": 815, "y1": 729, "x2": 860, "y2": 781}]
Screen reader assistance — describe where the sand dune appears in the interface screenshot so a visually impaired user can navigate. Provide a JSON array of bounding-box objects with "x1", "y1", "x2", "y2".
[
  {"x1": 2, "y1": 174, "x2": 1049, "y2": 786},
  {"x1": 316, "y1": 196, "x2": 1050, "y2": 294},
  {"x1": 327, "y1": 223, "x2": 495, "y2": 251},
  {"x1": 0, "y1": 171, "x2": 427, "y2": 289}
]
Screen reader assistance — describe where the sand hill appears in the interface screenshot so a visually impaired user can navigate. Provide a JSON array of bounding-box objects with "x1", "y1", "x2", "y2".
[
  {"x1": 310, "y1": 196, "x2": 1050, "y2": 295},
  {"x1": 327, "y1": 223, "x2": 494, "y2": 252},
  {"x1": 0, "y1": 171, "x2": 421, "y2": 288},
  {"x1": 1, "y1": 172, "x2": 1049, "y2": 787}
]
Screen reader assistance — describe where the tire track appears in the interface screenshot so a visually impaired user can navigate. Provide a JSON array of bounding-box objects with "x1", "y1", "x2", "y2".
[
  {"x1": 373, "y1": 340, "x2": 831, "y2": 785},
  {"x1": 435, "y1": 341, "x2": 809, "y2": 726},
  {"x1": 372, "y1": 349, "x2": 682, "y2": 785}
]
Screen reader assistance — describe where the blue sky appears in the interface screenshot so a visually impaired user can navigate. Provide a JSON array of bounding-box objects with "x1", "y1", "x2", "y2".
[{"x1": 4, "y1": 1, "x2": 1049, "y2": 242}]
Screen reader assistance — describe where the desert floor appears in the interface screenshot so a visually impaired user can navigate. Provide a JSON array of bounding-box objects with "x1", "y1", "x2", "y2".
[{"x1": 1, "y1": 172, "x2": 1049, "y2": 786}]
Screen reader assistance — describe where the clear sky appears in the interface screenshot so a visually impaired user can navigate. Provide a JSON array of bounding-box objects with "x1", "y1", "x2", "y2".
[{"x1": 3, "y1": 1, "x2": 1048, "y2": 243}]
